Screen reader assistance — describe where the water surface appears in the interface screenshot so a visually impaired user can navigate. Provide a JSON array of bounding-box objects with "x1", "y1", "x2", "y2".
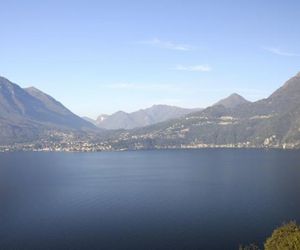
[{"x1": 0, "y1": 149, "x2": 299, "y2": 249}]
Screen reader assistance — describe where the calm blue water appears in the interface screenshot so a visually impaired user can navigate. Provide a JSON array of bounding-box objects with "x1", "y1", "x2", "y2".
[{"x1": 0, "y1": 149, "x2": 299, "y2": 249}]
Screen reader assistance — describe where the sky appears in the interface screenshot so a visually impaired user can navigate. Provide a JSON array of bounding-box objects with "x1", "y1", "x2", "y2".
[{"x1": 1, "y1": 0, "x2": 300, "y2": 118}]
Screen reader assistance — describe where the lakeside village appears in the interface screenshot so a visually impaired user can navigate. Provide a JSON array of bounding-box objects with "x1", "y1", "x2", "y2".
[{"x1": 0, "y1": 137, "x2": 299, "y2": 152}]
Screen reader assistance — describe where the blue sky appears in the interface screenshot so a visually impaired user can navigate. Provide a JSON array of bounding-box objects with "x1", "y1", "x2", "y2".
[{"x1": 1, "y1": 0, "x2": 300, "y2": 118}]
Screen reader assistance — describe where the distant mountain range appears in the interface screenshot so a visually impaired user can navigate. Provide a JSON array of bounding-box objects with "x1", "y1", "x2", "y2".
[
  {"x1": 105, "y1": 72, "x2": 300, "y2": 149},
  {"x1": 85, "y1": 105, "x2": 202, "y2": 130},
  {"x1": 1, "y1": 72, "x2": 300, "y2": 150},
  {"x1": 0, "y1": 76, "x2": 96, "y2": 144}
]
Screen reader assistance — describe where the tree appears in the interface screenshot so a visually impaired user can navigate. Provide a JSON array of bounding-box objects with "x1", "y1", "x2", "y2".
[{"x1": 264, "y1": 221, "x2": 300, "y2": 250}]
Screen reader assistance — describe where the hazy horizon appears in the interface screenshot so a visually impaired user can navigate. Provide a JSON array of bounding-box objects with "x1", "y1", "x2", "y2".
[{"x1": 1, "y1": 0, "x2": 300, "y2": 117}]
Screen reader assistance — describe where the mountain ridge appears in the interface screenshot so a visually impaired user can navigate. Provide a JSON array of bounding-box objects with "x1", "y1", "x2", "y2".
[
  {"x1": 0, "y1": 76, "x2": 96, "y2": 144},
  {"x1": 101, "y1": 72, "x2": 300, "y2": 150},
  {"x1": 92, "y1": 104, "x2": 202, "y2": 130},
  {"x1": 1, "y1": 72, "x2": 300, "y2": 150},
  {"x1": 213, "y1": 93, "x2": 250, "y2": 108}
]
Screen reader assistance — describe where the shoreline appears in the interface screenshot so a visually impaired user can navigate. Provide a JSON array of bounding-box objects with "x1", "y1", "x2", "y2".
[{"x1": 1, "y1": 145, "x2": 299, "y2": 153}]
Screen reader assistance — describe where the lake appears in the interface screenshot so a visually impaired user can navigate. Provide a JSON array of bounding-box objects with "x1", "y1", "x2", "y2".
[{"x1": 0, "y1": 149, "x2": 299, "y2": 249}]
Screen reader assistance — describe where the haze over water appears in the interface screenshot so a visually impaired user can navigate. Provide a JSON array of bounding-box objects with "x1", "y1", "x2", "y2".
[{"x1": 0, "y1": 149, "x2": 300, "y2": 249}]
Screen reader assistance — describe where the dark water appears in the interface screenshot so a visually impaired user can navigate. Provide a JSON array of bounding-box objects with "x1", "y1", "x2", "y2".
[{"x1": 0, "y1": 149, "x2": 300, "y2": 250}]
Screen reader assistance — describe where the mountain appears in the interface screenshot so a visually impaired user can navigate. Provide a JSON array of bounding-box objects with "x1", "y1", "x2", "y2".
[
  {"x1": 82, "y1": 116, "x2": 97, "y2": 125},
  {"x1": 2, "y1": 72, "x2": 300, "y2": 150},
  {"x1": 104, "y1": 72, "x2": 300, "y2": 149},
  {"x1": 24, "y1": 86, "x2": 95, "y2": 129},
  {"x1": 0, "y1": 76, "x2": 96, "y2": 144},
  {"x1": 94, "y1": 105, "x2": 202, "y2": 130},
  {"x1": 213, "y1": 93, "x2": 250, "y2": 108}
]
